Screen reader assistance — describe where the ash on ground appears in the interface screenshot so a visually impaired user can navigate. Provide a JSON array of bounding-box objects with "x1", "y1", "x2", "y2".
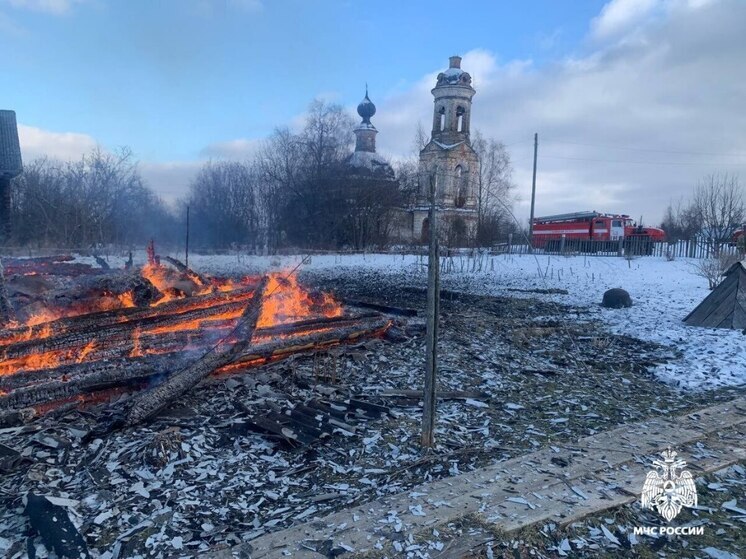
[{"x1": 1, "y1": 268, "x2": 743, "y2": 558}]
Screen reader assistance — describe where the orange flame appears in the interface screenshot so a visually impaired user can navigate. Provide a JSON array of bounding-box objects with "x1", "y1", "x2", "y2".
[{"x1": 257, "y1": 273, "x2": 342, "y2": 328}]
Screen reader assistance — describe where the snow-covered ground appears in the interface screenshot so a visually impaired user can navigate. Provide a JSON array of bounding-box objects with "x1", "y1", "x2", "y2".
[{"x1": 88, "y1": 251, "x2": 746, "y2": 391}]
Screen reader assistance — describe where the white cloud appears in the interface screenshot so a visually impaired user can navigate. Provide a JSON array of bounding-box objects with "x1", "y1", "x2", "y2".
[
  {"x1": 2, "y1": 0, "x2": 87, "y2": 15},
  {"x1": 200, "y1": 138, "x2": 262, "y2": 159},
  {"x1": 139, "y1": 161, "x2": 202, "y2": 204},
  {"x1": 591, "y1": 0, "x2": 660, "y2": 39},
  {"x1": 18, "y1": 124, "x2": 97, "y2": 161}
]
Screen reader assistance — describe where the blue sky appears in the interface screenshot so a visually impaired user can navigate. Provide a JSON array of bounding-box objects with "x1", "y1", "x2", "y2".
[
  {"x1": 2, "y1": 0, "x2": 745, "y2": 222},
  {"x1": 3, "y1": 0, "x2": 605, "y2": 160}
]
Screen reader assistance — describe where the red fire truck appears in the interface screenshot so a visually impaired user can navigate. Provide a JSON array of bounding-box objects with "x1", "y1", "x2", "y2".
[
  {"x1": 731, "y1": 224, "x2": 745, "y2": 246},
  {"x1": 531, "y1": 211, "x2": 666, "y2": 254}
]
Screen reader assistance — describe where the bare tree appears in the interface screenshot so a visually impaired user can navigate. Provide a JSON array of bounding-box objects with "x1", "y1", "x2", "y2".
[
  {"x1": 472, "y1": 131, "x2": 516, "y2": 246},
  {"x1": 254, "y1": 100, "x2": 355, "y2": 249},
  {"x1": 691, "y1": 173, "x2": 744, "y2": 245},
  {"x1": 10, "y1": 148, "x2": 176, "y2": 248},
  {"x1": 661, "y1": 197, "x2": 702, "y2": 242},
  {"x1": 186, "y1": 160, "x2": 262, "y2": 249}
]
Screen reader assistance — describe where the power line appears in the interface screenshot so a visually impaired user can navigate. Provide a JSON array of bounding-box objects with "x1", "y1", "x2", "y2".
[
  {"x1": 540, "y1": 154, "x2": 746, "y2": 167},
  {"x1": 541, "y1": 138, "x2": 746, "y2": 159}
]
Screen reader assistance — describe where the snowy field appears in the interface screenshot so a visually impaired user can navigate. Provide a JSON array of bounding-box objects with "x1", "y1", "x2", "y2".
[{"x1": 91, "y1": 250, "x2": 745, "y2": 392}]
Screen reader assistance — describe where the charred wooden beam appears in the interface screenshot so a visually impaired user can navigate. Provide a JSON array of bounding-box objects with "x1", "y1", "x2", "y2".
[
  {"x1": 0, "y1": 355, "x2": 171, "y2": 394},
  {"x1": 219, "y1": 316, "x2": 391, "y2": 373},
  {"x1": 0, "y1": 297, "x2": 253, "y2": 360},
  {"x1": 2, "y1": 262, "x2": 105, "y2": 276},
  {"x1": 162, "y1": 256, "x2": 208, "y2": 287},
  {"x1": 0, "y1": 285, "x2": 257, "y2": 344},
  {"x1": 0, "y1": 313, "x2": 379, "y2": 387},
  {"x1": 120, "y1": 276, "x2": 269, "y2": 426},
  {"x1": 1, "y1": 316, "x2": 390, "y2": 415},
  {"x1": 341, "y1": 298, "x2": 418, "y2": 317}
]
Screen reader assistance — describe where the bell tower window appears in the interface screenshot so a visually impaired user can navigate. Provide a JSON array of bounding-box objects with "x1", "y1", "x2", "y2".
[
  {"x1": 438, "y1": 107, "x2": 446, "y2": 131},
  {"x1": 454, "y1": 165, "x2": 467, "y2": 207},
  {"x1": 456, "y1": 106, "x2": 465, "y2": 132}
]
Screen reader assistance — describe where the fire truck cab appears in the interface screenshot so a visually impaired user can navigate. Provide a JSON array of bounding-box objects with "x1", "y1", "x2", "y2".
[
  {"x1": 532, "y1": 211, "x2": 665, "y2": 254},
  {"x1": 731, "y1": 224, "x2": 745, "y2": 247}
]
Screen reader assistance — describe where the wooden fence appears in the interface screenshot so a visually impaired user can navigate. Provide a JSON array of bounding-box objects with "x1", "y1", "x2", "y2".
[{"x1": 493, "y1": 238, "x2": 744, "y2": 259}]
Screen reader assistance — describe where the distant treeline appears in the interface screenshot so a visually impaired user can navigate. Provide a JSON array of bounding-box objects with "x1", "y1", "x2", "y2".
[{"x1": 5, "y1": 99, "x2": 517, "y2": 252}]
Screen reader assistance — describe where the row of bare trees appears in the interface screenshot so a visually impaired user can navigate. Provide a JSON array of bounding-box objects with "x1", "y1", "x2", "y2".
[
  {"x1": 661, "y1": 173, "x2": 744, "y2": 244},
  {"x1": 7, "y1": 148, "x2": 177, "y2": 248},
  {"x1": 184, "y1": 100, "x2": 405, "y2": 251},
  {"x1": 5, "y1": 99, "x2": 517, "y2": 251}
]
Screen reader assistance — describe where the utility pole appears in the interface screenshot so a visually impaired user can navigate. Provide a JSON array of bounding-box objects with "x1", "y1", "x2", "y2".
[
  {"x1": 422, "y1": 172, "x2": 440, "y2": 448},
  {"x1": 528, "y1": 132, "x2": 538, "y2": 253},
  {"x1": 185, "y1": 205, "x2": 190, "y2": 269}
]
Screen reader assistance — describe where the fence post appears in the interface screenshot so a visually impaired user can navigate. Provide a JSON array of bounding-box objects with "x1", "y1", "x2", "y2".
[
  {"x1": 508, "y1": 233, "x2": 512, "y2": 255},
  {"x1": 559, "y1": 234, "x2": 566, "y2": 254},
  {"x1": 617, "y1": 237, "x2": 624, "y2": 257}
]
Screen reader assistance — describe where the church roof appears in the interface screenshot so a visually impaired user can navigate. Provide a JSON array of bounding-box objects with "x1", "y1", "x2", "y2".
[
  {"x1": 435, "y1": 56, "x2": 473, "y2": 88},
  {"x1": 345, "y1": 150, "x2": 395, "y2": 180},
  {"x1": 357, "y1": 88, "x2": 376, "y2": 125}
]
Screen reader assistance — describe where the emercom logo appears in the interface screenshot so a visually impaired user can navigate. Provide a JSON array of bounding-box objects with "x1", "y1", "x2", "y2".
[
  {"x1": 641, "y1": 448, "x2": 698, "y2": 522},
  {"x1": 633, "y1": 526, "x2": 704, "y2": 536}
]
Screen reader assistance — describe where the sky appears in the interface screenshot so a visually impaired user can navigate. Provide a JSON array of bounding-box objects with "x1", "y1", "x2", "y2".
[{"x1": 2, "y1": 0, "x2": 746, "y2": 225}]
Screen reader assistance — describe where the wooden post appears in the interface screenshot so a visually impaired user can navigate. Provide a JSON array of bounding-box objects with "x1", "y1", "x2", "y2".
[
  {"x1": 422, "y1": 172, "x2": 440, "y2": 448},
  {"x1": 559, "y1": 234, "x2": 566, "y2": 254},
  {"x1": 508, "y1": 233, "x2": 513, "y2": 254},
  {"x1": 528, "y1": 133, "x2": 538, "y2": 253},
  {"x1": 0, "y1": 177, "x2": 11, "y2": 243},
  {"x1": 185, "y1": 205, "x2": 190, "y2": 269}
]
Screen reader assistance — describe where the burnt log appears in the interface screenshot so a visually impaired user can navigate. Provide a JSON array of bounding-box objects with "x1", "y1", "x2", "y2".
[
  {"x1": 220, "y1": 316, "x2": 391, "y2": 373},
  {"x1": 121, "y1": 276, "x2": 269, "y2": 426},
  {"x1": 0, "y1": 355, "x2": 171, "y2": 394},
  {"x1": 0, "y1": 314, "x2": 380, "y2": 391},
  {"x1": 0, "y1": 285, "x2": 257, "y2": 345},
  {"x1": 162, "y1": 256, "x2": 208, "y2": 287},
  {"x1": 2, "y1": 262, "x2": 104, "y2": 276},
  {"x1": 0, "y1": 296, "x2": 254, "y2": 361},
  {"x1": 1, "y1": 316, "x2": 390, "y2": 414}
]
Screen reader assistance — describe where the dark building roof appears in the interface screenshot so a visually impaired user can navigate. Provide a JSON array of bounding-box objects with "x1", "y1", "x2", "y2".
[
  {"x1": 683, "y1": 261, "x2": 746, "y2": 329},
  {"x1": 435, "y1": 55, "x2": 473, "y2": 88},
  {"x1": 0, "y1": 110, "x2": 23, "y2": 178},
  {"x1": 357, "y1": 89, "x2": 376, "y2": 125}
]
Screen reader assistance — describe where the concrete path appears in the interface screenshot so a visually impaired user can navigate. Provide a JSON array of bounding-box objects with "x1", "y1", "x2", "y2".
[{"x1": 205, "y1": 396, "x2": 746, "y2": 558}]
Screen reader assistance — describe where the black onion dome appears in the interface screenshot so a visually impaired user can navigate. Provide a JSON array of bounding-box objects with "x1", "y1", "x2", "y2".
[{"x1": 357, "y1": 88, "x2": 376, "y2": 124}]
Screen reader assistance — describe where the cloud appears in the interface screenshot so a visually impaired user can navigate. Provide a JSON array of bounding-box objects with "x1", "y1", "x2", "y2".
[
  {"x1": 18, "y1": 124, "x2": 97, "y2": 161},
  {"x1": 369, "y1": 0, "x2": 746, "y2": 225},
  {"x1": 2, "y1": 0, "x2": 87, "y2": 15},
  {"x1": 199, "y1": 138, "x2": 262, "y2": 159},
  {"x1": 590, "y1": 0, "x2": 660, "y2": 39},
  {"x1": 139, "y1": 161, "x2": 202, "y2": 204}
]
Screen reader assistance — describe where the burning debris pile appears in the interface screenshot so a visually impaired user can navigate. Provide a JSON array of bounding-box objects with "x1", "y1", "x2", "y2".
[{"x1": 0, "y1": 253, "x2": 392, "y2": 426}]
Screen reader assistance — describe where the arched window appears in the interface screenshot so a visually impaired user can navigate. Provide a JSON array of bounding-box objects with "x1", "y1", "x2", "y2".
[
  {"x1": 456, "y1": 106, "x2": 465, "y2": 132},
  {"x1": 438, "y1": 107, "x2": 446, "y2": 131},
  {"x1": 421, "y1": 217, "x2": 430, "y2": 243},
  {"x1": 455, "y1": 165, "x2": 466, "y2": 208}
]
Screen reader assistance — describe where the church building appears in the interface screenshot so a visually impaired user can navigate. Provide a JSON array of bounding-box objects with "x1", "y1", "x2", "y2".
[{"x1": 398, "y1": 56, "x2": 480, "y2": 246}]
